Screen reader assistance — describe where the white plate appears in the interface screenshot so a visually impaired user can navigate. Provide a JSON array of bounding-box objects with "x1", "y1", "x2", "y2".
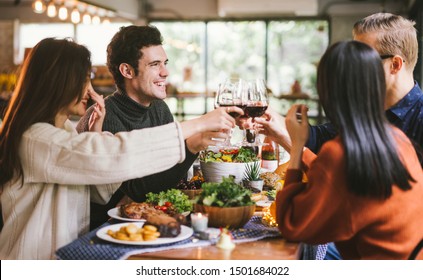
[
  {"x1": 256, "y1": 200, "x2": 273, "y2": 208},
  {"x1": 107, "y1": 207, "x2": 146, "y2": 222},
  {"x1": 96, "y1": 222, "x2": 194, "y2": 246}
]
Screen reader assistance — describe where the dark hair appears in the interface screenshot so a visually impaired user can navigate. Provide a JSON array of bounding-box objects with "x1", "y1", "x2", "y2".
[
  {"x1": 0, "y1": 37, "x2": 91, "y2": 187},
  {"x1": 107, "y1": 25, "x2": 163, "y2": 92},
  {"x1": 317, "y1": 40, "x2": 414, "y2": 198}
]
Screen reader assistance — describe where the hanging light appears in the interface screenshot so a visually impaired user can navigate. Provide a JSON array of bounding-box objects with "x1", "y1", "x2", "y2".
[
  {"x1": 92, "y1": 15, "x2": 100, "y2": 25},
  {"x1": 32, "y1": 0, "x2": 46, "y2": 14},
  {"x1": 32, "y1": 0, "x2": 117, "y2": 24},
  {"x1": 103, "y1": 10, "x2": 114, "y2": 25},
  {"x1": 82, "y1": 12, "x2": 91, "y2": 24},
  {"x1": 70, "y1": 7, "x2": 81, "y2": 24},
  {"x1": 58, "y1": 4, "x2": 68, "y2": 20},
  {"x1": 46, "y1": 1, "x2": 57, "y2": 18}
]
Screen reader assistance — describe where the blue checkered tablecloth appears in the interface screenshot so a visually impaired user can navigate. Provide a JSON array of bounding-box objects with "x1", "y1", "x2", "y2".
[
  {"x1": 55, "y1": 215, "x2": 281, "y2": 260},
  {"x1": 301, "y1": 244, "x2": 328, "y2": 260}
]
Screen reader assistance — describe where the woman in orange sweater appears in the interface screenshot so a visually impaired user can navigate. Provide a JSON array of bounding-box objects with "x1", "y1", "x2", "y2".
[{"x1": 258, "y1": 40, "x2": 423, "y2": 259}]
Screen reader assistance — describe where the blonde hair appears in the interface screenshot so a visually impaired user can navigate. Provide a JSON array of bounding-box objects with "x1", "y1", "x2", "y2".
[{"x1": 353, "y1": 13, "x2": 418, "y2": 71}]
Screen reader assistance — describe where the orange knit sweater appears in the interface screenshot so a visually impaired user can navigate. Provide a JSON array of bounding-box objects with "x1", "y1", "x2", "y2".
[{"x1": 276, "y1": 127, "x2": 423, "y2": 259}]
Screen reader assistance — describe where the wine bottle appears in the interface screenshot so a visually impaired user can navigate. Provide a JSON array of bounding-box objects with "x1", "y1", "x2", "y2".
[{"x1": 261, "y1": 137, "x2": 279, "y2": 171}]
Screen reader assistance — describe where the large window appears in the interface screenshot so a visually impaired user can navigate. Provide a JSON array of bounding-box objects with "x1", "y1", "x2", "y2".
[
  {"x1": 17, "y1": 23, "x2": 74, "y2": 63},
  {"x1": 151, "y1": 20, "x2": 328, "y2": 97},
  {"x1": 76, "y1": 23, "x2": 130, "y2": 65},
  {"x1": 153, "y1": 22, "x2": 206, "y2": 94},
  {"x1": 267, "y1": 20, "x2": 328, "y2": 96},
  {"x1": 151, "y1": 19, "x2": 329, "y2": 121},
  {"x1": 17, "y1": 22, "x2": 131, "y2": 65},
  {"x1": 207, "y1": 21, "x2": 266, "y2": 91}
]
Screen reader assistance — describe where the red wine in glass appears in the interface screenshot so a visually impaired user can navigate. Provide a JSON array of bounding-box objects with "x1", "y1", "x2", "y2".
[
  {"x1": 244, "y1": 105, "x2": 267, "y2": 143},
  {"x1": 244, "y1": 105, "x2": 268, "y2": 119},
  {"x1": 244, "y1": 79, "x2": 269, "y2": 145}
]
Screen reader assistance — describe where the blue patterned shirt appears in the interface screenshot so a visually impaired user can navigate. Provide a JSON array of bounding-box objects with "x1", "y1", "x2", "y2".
[
  {"x1": 386, "y1": 82, "x2": 423, "y2": 148},
  {"x1": 307, "y1": 82, "x2": 423, "y2": 153}
]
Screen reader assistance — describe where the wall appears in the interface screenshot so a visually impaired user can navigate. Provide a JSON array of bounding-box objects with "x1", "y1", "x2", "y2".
[
  {"x1": 330, "y1": 15, "x2": 362, "y2": 42},
  {"x1": 145, "y1": 0, "x2": 218, "y2": 19},
  {"x1": 409, "y1": 0, "x2": 423, "y2": 85},
  {"x1": 0, "y1": 20, "x2": 14, "y2": 71}
]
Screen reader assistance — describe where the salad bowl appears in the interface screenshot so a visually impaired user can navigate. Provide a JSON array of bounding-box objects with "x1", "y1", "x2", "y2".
[
  {"x1": 194, "y1": 204, "x2": 255, "y2": 229},
  {"x1": 193, "y1": 177, "x2": 256, "y2": 229},
  {"x1": 199, "y1": 147, "x2": 259, "y2": 184},
  {"x1": 201, "y1": 161, "x2": 258, "y2": 184}
]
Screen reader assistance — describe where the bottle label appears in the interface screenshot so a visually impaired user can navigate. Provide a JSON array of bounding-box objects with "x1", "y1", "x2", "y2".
[{"x1": 261, "y1": 160, "x2": 278, "y2": 171}]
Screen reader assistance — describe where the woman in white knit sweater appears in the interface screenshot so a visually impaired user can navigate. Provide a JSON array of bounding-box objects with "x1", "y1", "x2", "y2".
[{"x1": 0, "y1": 38, "x2": 242, "y2": 259}]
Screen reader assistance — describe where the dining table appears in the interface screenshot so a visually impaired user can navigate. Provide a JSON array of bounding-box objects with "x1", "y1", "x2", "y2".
[
  {"x1": 128, "y1": 235, "x2": 300, "y2": 260},
  {"x1": 55, "y1": 210, "x2": 301, "y2": 260}
]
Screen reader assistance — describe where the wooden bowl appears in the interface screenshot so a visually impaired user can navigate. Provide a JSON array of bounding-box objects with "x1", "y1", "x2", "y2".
[
  {"x1": 181, "y1": 189, "x2": 203, "y2": 200},
  {"x1": 194, "y1": 204, "x2": 255, "y2": 229}
]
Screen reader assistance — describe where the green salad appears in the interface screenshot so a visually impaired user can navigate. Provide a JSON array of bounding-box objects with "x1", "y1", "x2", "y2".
[
  {"x1": 195, "y1": 177, "x2": 254, "y2": 207},
  {"x1": 146, "y1": 189, "x2": 193, "y2": 213},
  {"x1": 199, "y1": 147, "x2": 259, "y2": 163}
]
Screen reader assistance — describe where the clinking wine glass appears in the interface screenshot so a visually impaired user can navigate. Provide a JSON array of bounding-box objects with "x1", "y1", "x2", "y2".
[
  {"x1": 243, "y1": 78, "x2": 269, "y2": 145},
  {"x1": 214, "y1": 78, "x2": 245, "y2": 147}
]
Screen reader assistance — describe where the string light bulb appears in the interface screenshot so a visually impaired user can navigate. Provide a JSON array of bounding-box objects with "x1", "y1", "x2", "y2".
[
  {"x1": 262, "y1": 206, "x2": 278, "y2": 227},
  {"x1": 58, "y1": 4, "x2": 68, "y2": 20},
  {"x1": 92, "y1": 15, "x2": 100, "y2": 25},
  {"x1": 46, "y1": 1, "x2": 57, "y2": 17},
  {"x1": 82, "y1": 12, "x2": 91, "y2": 24},
  {"x1": 71, "y1": 7, "x2": 81, "y2": 24},
  {"x1": 32, "y1": 0, "x2": 46, "y2": 14}
]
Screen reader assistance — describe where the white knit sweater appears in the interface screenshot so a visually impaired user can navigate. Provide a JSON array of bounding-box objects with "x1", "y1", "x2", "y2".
[{"x1": 0, "y1": 120, "x2": 185, "y2": 259}]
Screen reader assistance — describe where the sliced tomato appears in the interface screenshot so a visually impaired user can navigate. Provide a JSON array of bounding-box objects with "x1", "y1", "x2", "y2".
[
  {"x1": 219, "y1": 148, "x2": 239, "y2": 155},
  {"x1": 164, "y1": 201, "x2": 172, "y2": 207}
]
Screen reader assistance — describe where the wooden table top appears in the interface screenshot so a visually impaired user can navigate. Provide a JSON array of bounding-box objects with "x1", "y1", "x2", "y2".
[{"x1": 129, "y1": 237, "x2": 300, "y2": 260}]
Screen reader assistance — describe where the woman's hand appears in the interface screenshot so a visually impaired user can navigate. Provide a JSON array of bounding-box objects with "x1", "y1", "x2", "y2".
[
  {"x1": 254, "y1": 107, "x2": 293, "y2": 152},
  {"x1": 180, "y1": 106, "x2": 243, "y2": 139},
  {"x1": 199, "y1": 106, "x2": 244, "y2": 132},
  {"x1": 285, "y1": 104, "x2": 309, "y2": 149},
  {"x1": 285, "y1": 104, "x2": 309, "y2": 170},
  {"x1": 186, "y1": 131, "x2": 230, "y2": 154},
  {"x1": 88, "y1": 86, "x2": 106, "y2": 132}
]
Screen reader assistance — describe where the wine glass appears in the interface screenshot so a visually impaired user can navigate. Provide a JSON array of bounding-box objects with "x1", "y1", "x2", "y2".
[
  {"x1": 215, "y1": 79, "x2": 239, "y2": 115},
  {"x1": 214, "y1": 78, "x2": 245, "y2": 147},
  {"x1": 244, "y1": 78, "x2": 269, "y2": 145}
]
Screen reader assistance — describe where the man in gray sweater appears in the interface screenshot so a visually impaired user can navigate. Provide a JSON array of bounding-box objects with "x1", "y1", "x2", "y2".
[{"x1": 77, "y1": 25, "x2": 213, "y2": 229}]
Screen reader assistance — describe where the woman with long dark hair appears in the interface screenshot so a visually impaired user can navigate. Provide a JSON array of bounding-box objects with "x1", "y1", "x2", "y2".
[
  {"x1": 0, "y1": 38, "x2": 241, "y2": 259},
  {"x1": 258, "y1": 40, "x2": 423, "y2": 259}
]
